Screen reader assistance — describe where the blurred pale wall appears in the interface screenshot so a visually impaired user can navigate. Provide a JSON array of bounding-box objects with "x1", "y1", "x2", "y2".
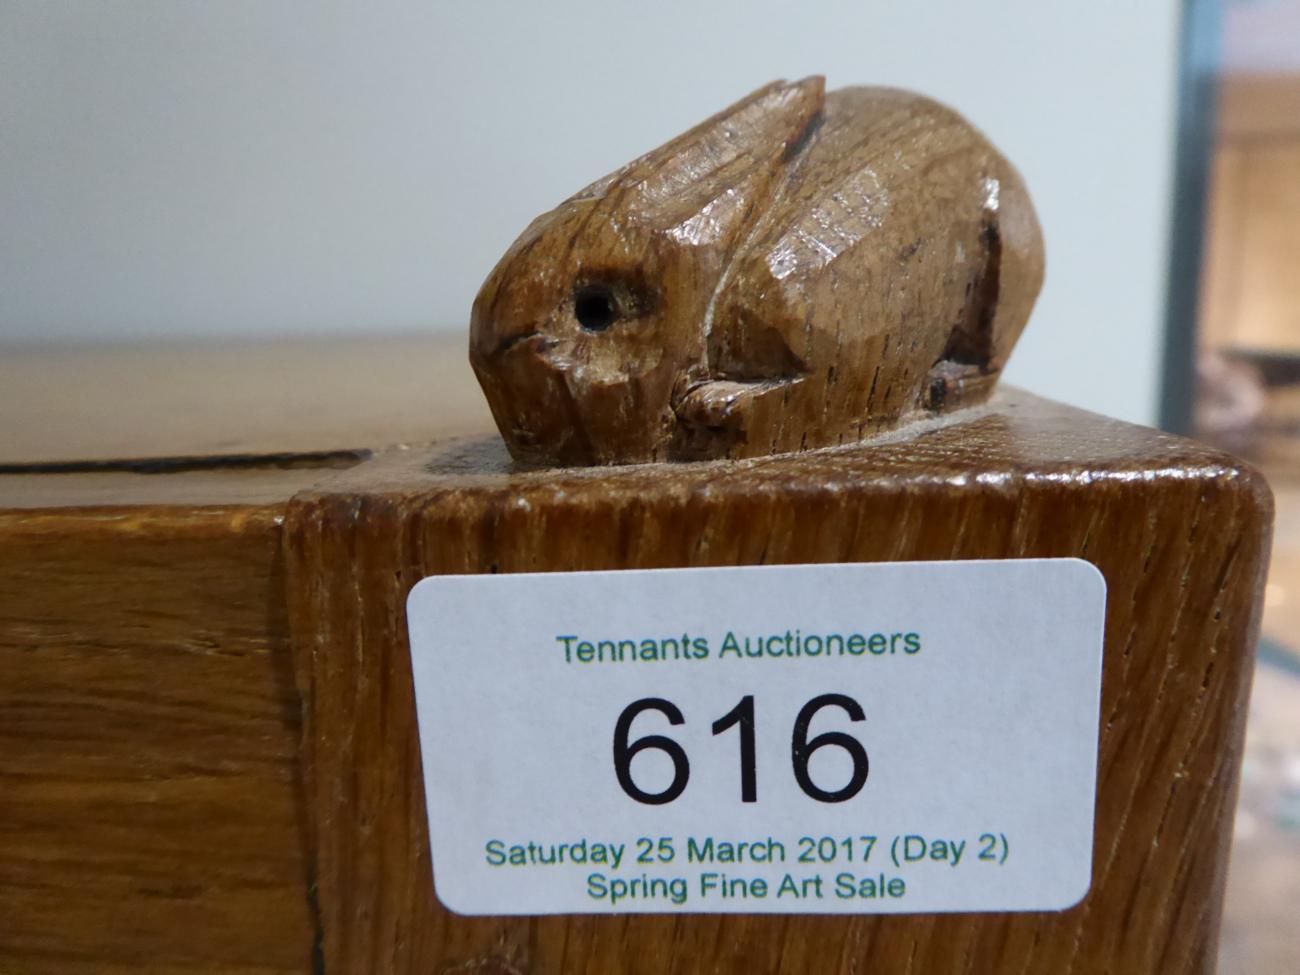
[{"x1": 0, "y1": 1, "x2": 1181, "y2": 425}]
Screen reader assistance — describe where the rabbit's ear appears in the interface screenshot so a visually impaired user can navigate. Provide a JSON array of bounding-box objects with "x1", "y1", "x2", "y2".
[{"x1": 595, "y1": 77, "x2": 825, "y2": 238}]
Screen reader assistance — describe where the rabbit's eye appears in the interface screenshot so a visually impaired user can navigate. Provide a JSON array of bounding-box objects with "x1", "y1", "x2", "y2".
[{"x1": 574, "y1": 284, "x2": 620, "y2": 332}]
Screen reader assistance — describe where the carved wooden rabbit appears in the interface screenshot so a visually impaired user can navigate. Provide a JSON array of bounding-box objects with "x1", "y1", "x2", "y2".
[{"x1": 470, "y1": 76, "x2": 1044, "y2": 466}]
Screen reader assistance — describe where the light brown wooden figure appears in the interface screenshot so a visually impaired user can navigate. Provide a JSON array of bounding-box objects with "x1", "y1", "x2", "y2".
[{"x1": 470, "y1": 78, "x2": 1044, "y2": 466}]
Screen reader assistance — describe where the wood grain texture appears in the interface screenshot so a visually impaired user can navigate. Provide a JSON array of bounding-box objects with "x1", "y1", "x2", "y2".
[
  {"x1": 470, "y1": 78, "x2": 1042, "y2": 466},
  {"x1": 0, "y1": 466, "x2": 353, "y2": 510},
  {"x1": 0, "y1": 335, "x2": 492, "y2": 468},
  {"x1": 0, "y1": 505, "x2": 317, "y2": 973},
  {"x1": 286, "y1": 390, "x2": 1270, "y2": 974}
]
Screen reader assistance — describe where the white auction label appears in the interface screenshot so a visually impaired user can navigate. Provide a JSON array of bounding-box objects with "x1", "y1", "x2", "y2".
[{"x1": 407, "y1": 559, "x2": 1105, "y2": 916}]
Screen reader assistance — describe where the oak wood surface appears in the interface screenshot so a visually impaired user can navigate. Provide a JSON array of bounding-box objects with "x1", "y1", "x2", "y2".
[
  {"x1": 0, "y1": 467, "x2": 345, "y2": 510},
  {"x1": 0, "y1": 337, "x2": 481, "y2": 971},
  {"x1": 0, "y1": 505, "x2": 317, "y2": 973},
  {"x1": 0, "y1": 335, "x2": 492, "y2": 469},
  {"x1": 286, "y1": 390, "x2": 1270, "y2": 975},
  {"x1": 0, "y1": 338, "x2": 1272, "y2": 973}
]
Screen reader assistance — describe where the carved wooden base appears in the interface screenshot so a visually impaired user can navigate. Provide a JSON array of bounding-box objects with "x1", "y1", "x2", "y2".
[
  {"x1": 0, "y1": 390, "x2": 1271, "y2": 974},
  {"x1": 287, "y1": 391, "x2": 1269, "y2": 974}
]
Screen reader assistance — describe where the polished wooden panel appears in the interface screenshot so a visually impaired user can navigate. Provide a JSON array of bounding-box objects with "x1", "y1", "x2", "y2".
[
  {"x1": 0, "y1": 505, "x2": 317, "y2": 973},
  {"x1": 287, "y1": 390, "x2": 1271, "y2": 975},
  {"x1": 0, "y1": 335, "x2": 492, "y2": 468},
  {"x1": 0, "y1": 333, "x2": 1272, "y2": 972}
]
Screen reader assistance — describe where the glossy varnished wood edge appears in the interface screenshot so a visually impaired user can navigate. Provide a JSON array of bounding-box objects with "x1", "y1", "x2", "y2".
[
  {"x1": 0, "y1": 388, "x2": 1273, "y2": 972},
  {"x1": 282, "y1": 391, "x2": 1273, "y2": 974}
]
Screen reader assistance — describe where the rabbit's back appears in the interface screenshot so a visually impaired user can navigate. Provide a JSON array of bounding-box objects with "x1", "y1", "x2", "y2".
[{"x1": 691, "y1": 87, "x2": 1044, "y2": 455}]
